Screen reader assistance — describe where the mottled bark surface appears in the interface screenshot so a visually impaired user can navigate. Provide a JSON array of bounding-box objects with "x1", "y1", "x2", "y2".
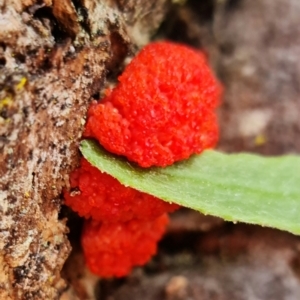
[{"x1": 0, "y1": 0, "x2": 168, "y2": 299}]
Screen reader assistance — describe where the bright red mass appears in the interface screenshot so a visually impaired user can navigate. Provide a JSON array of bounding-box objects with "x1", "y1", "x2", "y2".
[
  {"x1": 64, "y1": 158, "x2": 179, "y2": 223},
  {"x1": 81, "y1": 214, "x2": 169, "y2": 277},
  {"x1": 65, "y1": 41, "x2": 222, "y2": 278},
  {"x1": 84, "y1": 41, "x2": 222, "y2": 167}
]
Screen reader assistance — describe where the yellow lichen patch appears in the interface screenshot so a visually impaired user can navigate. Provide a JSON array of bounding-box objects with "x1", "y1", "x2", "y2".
[
  {"x1": 0, "y1": 96, "x2": 13, "y2": 110},
  {"x1": 254, "y1": 134, "x2": 267, "y2": 146},
  {"x1": 16, "y1": 77, "x2": 27, "y2": 91},
  {"x1": 24, "y1": 191, "x2": 31, "y2": 198}
]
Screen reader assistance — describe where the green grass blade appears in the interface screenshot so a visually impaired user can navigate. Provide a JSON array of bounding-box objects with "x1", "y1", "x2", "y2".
[{"x1": 80, "y1": 139, "x2": 300, "y2": 235}]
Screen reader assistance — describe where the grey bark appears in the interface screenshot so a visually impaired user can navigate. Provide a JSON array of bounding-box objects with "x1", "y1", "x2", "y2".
[{"x1": 0, "y1": 0, "x2": 169, "y2": 299}]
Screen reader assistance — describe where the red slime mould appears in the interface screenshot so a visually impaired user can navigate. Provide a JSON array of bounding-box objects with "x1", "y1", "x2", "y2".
[
  {"x1": 82, "y1": 214, "x2": 169, "y2": 278},
  {"x1": 64, "y1": 158, "x2": 179, "y2": 223},
  {"x1": 84, "y1": 41, "x2": 222, "y2": 168},
  {"x1": 65, "y1": 41, "x2": 222, "y2": 278}
]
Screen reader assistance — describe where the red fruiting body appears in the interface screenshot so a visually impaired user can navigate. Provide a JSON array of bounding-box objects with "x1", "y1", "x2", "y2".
[
  {"x1": 84, "y1": 41, "x2": 222, "y2": 167},
  {"x1": 65, "y1": 41, "x2": 222, "y2": 278},
  {"x1": 64, "y1": 158, "x2": 179, "y2": 222},
  {"x1": 82, "y1": 214, "x2": 169, "y2": 277}
]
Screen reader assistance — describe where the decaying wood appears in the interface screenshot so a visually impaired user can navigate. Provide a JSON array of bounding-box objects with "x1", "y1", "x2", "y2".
[{"x1": 0, "y1": 0, "x2": 169, "y2": 298}]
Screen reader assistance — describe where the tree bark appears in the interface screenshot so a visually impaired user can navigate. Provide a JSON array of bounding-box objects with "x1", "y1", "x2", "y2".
[{"x1": 0, "y1": 0, "x2": 169, "y2": 299}]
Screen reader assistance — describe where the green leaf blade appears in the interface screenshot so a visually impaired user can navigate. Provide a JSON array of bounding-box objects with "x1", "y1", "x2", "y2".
[{"x1": 80, "y1": 139, "x2": 300, "y2": 235}]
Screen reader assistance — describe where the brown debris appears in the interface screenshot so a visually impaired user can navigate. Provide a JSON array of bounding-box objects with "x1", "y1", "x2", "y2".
[{"x1": 165, "y1": 275, "x2": 190, "y2": 300}]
